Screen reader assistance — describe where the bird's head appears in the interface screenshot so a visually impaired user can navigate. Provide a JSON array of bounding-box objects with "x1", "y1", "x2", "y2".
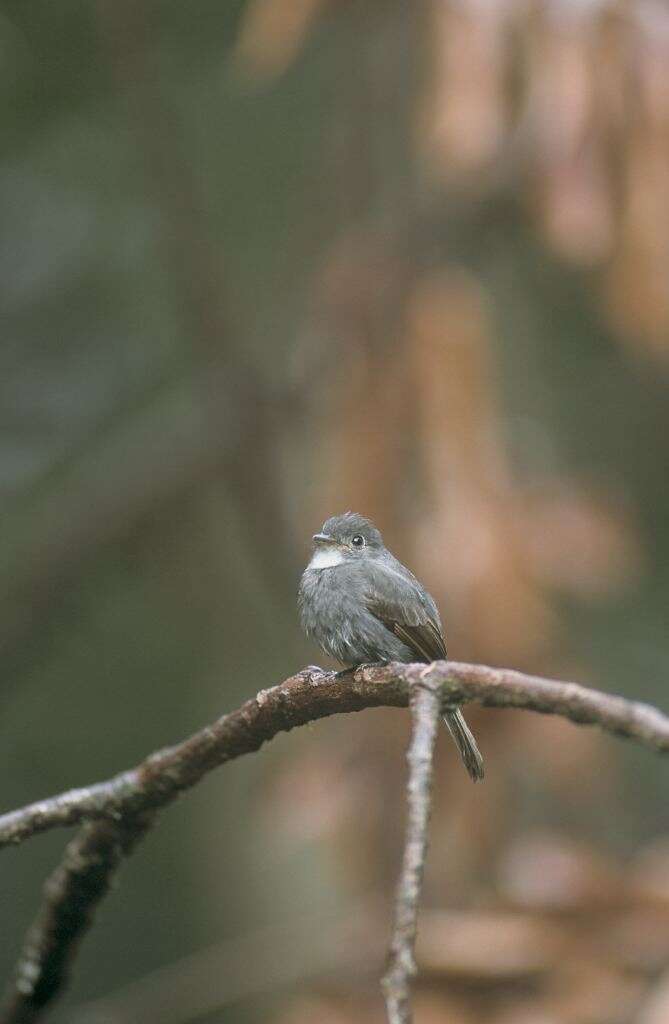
[{"x1": 309, "y1": 512, "x2": 383, "y2": 569}]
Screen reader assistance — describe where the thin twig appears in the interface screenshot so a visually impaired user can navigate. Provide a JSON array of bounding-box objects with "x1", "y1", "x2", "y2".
[
  {"x1": 0, "y1": 661, "x2": 667, "y2": 854},
  {"x1": 0, "y1": 814, "x2": 154, "y2": 1024},
  {"x1": 382, "y1": 672, "x2": 441, "y2": 1024}
]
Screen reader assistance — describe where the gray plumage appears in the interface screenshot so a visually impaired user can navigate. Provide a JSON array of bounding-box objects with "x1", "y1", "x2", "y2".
[{"x1": 298, "y1": 512, "x2": 484, "y2": 781}]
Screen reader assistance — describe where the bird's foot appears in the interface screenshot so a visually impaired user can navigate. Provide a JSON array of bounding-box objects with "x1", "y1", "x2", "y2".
[
  {"x1": 302, "y1": 664, "x2": 327, "y2": 677},
  {"x1": 352, "y1": 661, "x2": 387, "y2": 678}
]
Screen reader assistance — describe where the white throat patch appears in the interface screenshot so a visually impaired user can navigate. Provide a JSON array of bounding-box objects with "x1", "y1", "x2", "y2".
[{"x1": 309, "y1": 546, "x2": 345, "y2": 570}]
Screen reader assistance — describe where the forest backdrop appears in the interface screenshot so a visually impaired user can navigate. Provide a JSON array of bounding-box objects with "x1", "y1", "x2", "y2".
[{"x1": 1, "y1": 2, "x2": 669, "y2": 1022}]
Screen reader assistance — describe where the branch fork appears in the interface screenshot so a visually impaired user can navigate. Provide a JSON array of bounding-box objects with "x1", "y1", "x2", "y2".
[{"x1": 1, "y1": 661, "x2": 667, "y2": 1024}]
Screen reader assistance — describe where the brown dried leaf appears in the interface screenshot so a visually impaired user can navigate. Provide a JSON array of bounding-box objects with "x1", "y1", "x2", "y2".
[
  {"x1": 491, "y1": 1004, "x2": 563, "y2": 1024},
  {"x1": 605, "y1": 134, "x2": 669, "y2": 358},
  {"x1": 408, "y1": 269, "x2": 555, "y2": 661},
  {"x1": 524, "y1": 483, "x2": 643, "y2": 599},
  {"x1": 232, "y1": 0, "x2": 328, "y2": 82},
  {"x1": 525, "y1": 7, "x2": 615, "y2": 263},
  {"x1": 544, "y1": 959, "x2": 646, "y2": 1024},
  {"x1": 497, "y1": 831, "x2": 625, "y2": 912},
  {"x1": 603, "y1": 12, "x2": 669, "y2": 356},
  {"x1": 537, "y1": 146, "x2": 614, "y2": 265},
  {"x1": 596, "y1": 907, "x2": 669, "y2": 974},
  {"x1": 419, "y1": 0, "x2": 511, "y2": 177},
  {"x1": 417, "y1": 909, "x2": 565, "y2": 982},
  {"x1": 412, "y1": 990, "x2": 477, "y2": 1024},
  {"x1": 309, "y1": 234, "x2": 413, "y2": 538}
]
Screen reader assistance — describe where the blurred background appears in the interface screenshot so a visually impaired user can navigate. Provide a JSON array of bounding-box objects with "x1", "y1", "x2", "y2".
[{"x1": 1, "y1": 1, "x2": 669, "y2": 1022}]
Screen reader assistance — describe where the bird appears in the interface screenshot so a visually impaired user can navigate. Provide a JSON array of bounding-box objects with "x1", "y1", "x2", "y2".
[{"x1": 298, "y1": 511, "x2": 484, "y2": 781}]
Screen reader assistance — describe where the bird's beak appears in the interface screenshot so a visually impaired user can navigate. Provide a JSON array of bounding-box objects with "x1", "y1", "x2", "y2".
[{"x1": 312, "y1": 532, "x2": 333, "y2": 545}]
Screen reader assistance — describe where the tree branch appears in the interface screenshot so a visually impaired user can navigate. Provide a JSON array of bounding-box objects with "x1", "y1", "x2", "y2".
[
  {"x1": 1, "y1": 661, "x2": 668, "y2": 1024},
  {"x1": 0, "y1": 814, "x2": 154, "y2": 1024},
  {"x1": 0, "y1": 661, "x2": 667, "y2": 854},
  {"x1": 382, "y1": 671, "x2": 441, "y2": 1024}
]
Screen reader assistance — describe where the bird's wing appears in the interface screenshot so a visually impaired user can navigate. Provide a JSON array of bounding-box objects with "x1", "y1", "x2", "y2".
[
  {"x1": 364, "y1": 561, "x2": 447, "y2": 663},
  {"x1": 391, "y1": 617, "x2": 447, "y2": 662}
]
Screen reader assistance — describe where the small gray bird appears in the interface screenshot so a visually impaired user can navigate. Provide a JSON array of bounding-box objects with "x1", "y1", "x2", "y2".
[{"x1": 298, "y1": 512, "x2": 484, "y2": 781}]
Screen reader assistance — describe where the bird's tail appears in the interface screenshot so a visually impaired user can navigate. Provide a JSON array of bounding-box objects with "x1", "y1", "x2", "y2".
[{"x1": 443, "y1": 708, "x2": 484, "y2": 782}]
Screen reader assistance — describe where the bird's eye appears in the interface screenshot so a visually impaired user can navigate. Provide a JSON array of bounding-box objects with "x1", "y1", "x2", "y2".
[{"x1": 351, "y1": 534, "x2": 365, "y2": 548}]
